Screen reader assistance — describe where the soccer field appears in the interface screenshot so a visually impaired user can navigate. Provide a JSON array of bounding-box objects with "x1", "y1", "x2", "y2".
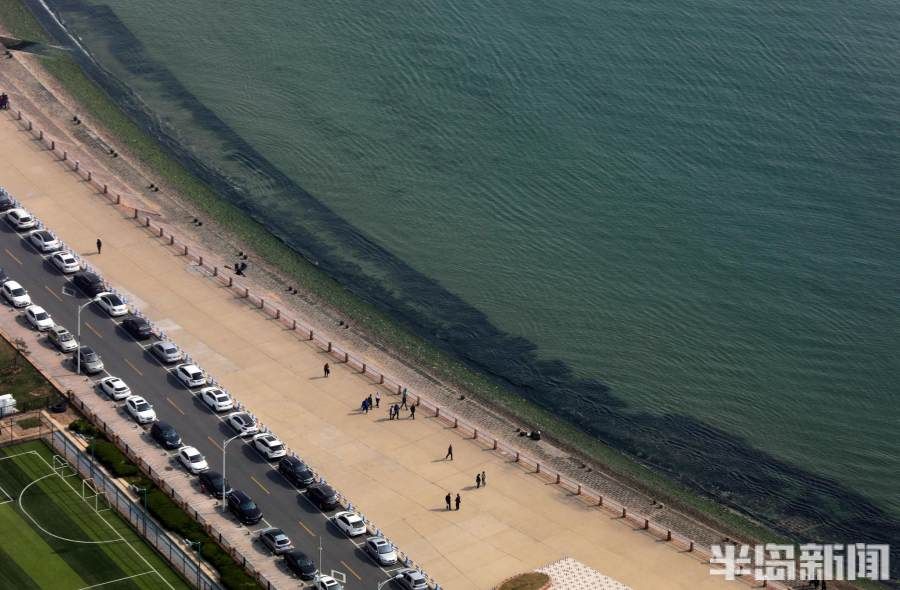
[{"x1": 0, "y1": 440, "x2": 191, "y2": 590}]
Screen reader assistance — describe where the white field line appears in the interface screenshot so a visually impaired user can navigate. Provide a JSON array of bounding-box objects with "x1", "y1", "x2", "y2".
[{"x1": 76, "y1": 570, "x2": 157, "y2": 590}]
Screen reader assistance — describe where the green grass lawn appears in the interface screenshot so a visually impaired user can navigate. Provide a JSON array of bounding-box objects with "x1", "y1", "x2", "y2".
[{"x1": 0, "y1": 440, "x2": 190, "y2": 590}]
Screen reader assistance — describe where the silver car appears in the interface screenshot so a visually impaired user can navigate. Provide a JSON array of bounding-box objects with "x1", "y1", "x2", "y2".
[
  {"x1": 150, "y1": 340, "x2": 183, "y2": 363},
  {"x1": 48, "y1": 325, "x2": 78, "y2": 352},
  {"x1": 76, "y1": 346, "x2": 104, "y2": 374},
  {"x1": 259, "y1": 527, "x2": 294, "y2": 555}
]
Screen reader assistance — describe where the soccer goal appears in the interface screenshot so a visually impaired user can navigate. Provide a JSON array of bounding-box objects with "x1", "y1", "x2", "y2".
[
  {"x1": 52, "y1": 454, "x2": 76, "y2": 478},
  {"x1": 81, "y1": 477, "x2": 112, "y2": 513}
]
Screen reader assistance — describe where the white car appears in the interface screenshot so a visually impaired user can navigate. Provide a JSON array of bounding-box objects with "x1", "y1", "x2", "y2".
[
  {"x1": 95, "y1": 292, "x2": 129, "y2": 317},
  {"x1": 24, "y1": 305, "x2": 54, "y2": 331},
  {"x1": 150, "y1": 340, "x2": 183, "y2": 363},
  {"x1": 6, "y1": 208, "x2": 37, "y2": 230},
  {"x1": 47, "y1": 325, "x2": 78, "y2": 352},
  {"x1": 313, "y1": 576, "x2": 343, "y2": 590},
  {"x1": 2, "y1": 280, "x2": 31, "y2": 308},
  {"x1": 51, "y1": 250, "x2": 81, "y2": 273},
  {"x1": 27, "y1": 229, "x2": 61, "y2": 252},
  {"x1": 365, "y1": 536, "x2": 398, "y2": 565},
  {"x1": 200, "y1": 386, "x2": 233, "y2": 412},
  {"x1": 99, "y1": 376, "x2": 131, "y2": 400},
  {"x1": 396, "y1": 569, "x2": 428, "y2": 590},
  {"x1": 177, "y1": 446, "x2": 209, "y2": 474},
  {"x1": 252, "y1": 433, "x2": 286, "y2": 460},
  {"x1": 332, "y1": 511, "x2": 367, "y2": 537},
  {"x1": 226, "y1": 411, "x2": 259, "y2": 437},
  {"x1": 124, "y1": 395, "x2": 156, "y2": 424},
  {"x1": 174, "y1": 363, "x2": 206, "y2": 388}
]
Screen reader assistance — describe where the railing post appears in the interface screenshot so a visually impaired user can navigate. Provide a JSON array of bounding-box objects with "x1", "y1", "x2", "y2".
[
  {"x1": 666, "y1": 530, "x2": 672, "y2": 541},
  {"x1": 556, "y1": 473, "x2": 561, "y2": 484},
  {"x1": 343, "y1": 352, "x2": 349, "y2": 362},
  {"x1": 227, "y1": 277, "x2": 232, "y2": 287},
  {"x1": 327, "y1": 342, "x2": 332, "y2": 352},
  {"x1": 169, "y1": 235, "x2": 174, "y2": 244},
  {"x1": 50, "y1": 140, "x2": 55, "y2": 150},
  {"x1": 308, "y1": 329, "x2": 313, "y2": 340},
  {"x1": 622, "y1": 507, "x2": 626, "y2": 518},
  {"x1": 643, "y1": 518, "x2": 649, "y2": 530},
  {"x1": 63, "y1": 150, "x2": 67, "y2": 161},
  {"x1": 361, "y1": 363, "x2": 366, "y2": 374},
  {"x1": 453, "y1": 417, "x2": 458, "y2": 428},
  {"x1": 87, "y1": 171, "x2": 92, "y2": 181},
  {"x1": 379, "y1": 375, "x2": 384, "y2": 384},
  {"x1": 493, "y1": 439, "x2": 497, "y2": 450},
  {"x1": 472, "y1": 428, "x2": 477, "y2": 439},
  {"x1": 274, "y1": 309, "x2": 280, "y2": 319},
  {"x1": 75, "y1": 161, "x2": 79, "y2": 171},
  {"x1": 688, "y1": 541, "x2": 694, "y2": 552},
  {"x1": 213, "y1": 266, "x2": 218, "y2": 277},
  {"x1": 515, "y1": 451, "x2": 519, "y2": 462},
  {"x1": 576, "y1": 484, "x2": 581, "y2": 495},
  {"x1": 435, "y1": 407, "x2": 440, "y2": 418},
  {"x1": 536, "y1": 463, "x2": 540, "y2": 473},
  {"x1": 598, "y1": 496, "x2": 603, "y2": 506}
]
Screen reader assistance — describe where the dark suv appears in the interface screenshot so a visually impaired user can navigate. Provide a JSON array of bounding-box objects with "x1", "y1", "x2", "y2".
[
  {"x1": 122, "y1": 317, "x2": 152, "y2": 340},
  {"x1": 72, "y1": 271, "x2": 105, "y2": 296},
  {"x1": 283, "y1": 549, "x2": 318, "y2": 580},
  {"x1": 149, "y1": 421, "x2": 182, "y2": 449},
  {"x1": 227, "y1": 490, "x2": 262, "y2": 525},
  {"x1": 277, "y1": 456, "x2": 314, "y2": 488},
  {"x1": 198, "y1": 470, "x2": 232, "y2": 498},
  {"x1": 0, "y1": 193, "x2": 15, "y2": 212},
  {"x1": 306, "y1": 483, "x2": 339, "y2": 511}
]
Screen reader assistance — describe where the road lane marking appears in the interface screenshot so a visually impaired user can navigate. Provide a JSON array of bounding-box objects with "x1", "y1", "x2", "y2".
[
  {"x1": 84, "y1": 321, "x2": 102, "y2": 339},
  {"x1": 43, "y1": 285, "x2": 63, "y2": 302},
  {"x1": 124, "y1": 358, "x2": 144, "y2": 376},
  {"x1": 4, "y1": 248, "x2": 22, "y2": 265},
  {"x1": 297, "y1": 520, "x2": 316, "y2": 537},
  {"x1": 165, "y1": 397, "x2": 185, "y2": 415},
  {"x1": 341, "y1": 561, "x2": 362, "y2": 582},
  {"x1": 250, "y1": 475, "x2": 270, "y2": 495},
  {"x1": 206, "y1": 436, "x2": 222, "y2": 451}
]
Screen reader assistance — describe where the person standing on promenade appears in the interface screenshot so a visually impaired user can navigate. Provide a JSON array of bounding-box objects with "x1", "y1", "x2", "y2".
[
  {"x1": 481, "y1": 470, "x2": 486, "y2": 486},
  {"x1": 445, "y1": 443, "x2": 453, "y2": 461},
  {"x1": 455, "y1": 493, "x2": 461, "y2": 511},
  {"x1": 374, "y1": 391, "x2": 381, "y2": 408},
  {"x1": 476, "y1": 473, "x2": 481, "y2": 488},
  {"x1": 400, "y1": 388, "x2": 408, "y2": 409},
  {"x1": 409, "y1": 404, "x2": 416, "y2": 419},
  {"x1": 96, "y1": 238, "x2": 102, "y2": 254},
  {"x1": 323, "y1": 363, "x2": 330, "y2": 377},
  {"x1": 445, "y1": 492, "x2": 452, "y2": 511}
]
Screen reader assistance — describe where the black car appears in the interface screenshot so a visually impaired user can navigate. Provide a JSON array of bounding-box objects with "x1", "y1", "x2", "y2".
[
  {"x1": 306, "y1": 483, "x2": 339, "y2": 511},
  {"x1": 149, "y1": 421, "x2": 182, "y2": 449},
  {"x1": 0, "y1": 193, "x2": 15, "y2": 212},
  {"x1": 283, "y1": 549, "x2": 318, "y2": 580},
  {"x1": 72, "y1": 271, "x2": 105, "y2": 296},
  {"x1": 277, "y1": 456, "x2": 315, "y2": 487},
  {"x1": 122, "y1": 317, "x2": 153, "y2": 340},
  {"x1": 198, "y1": 470, "x2": 232, "y2": 498},
  {"x1": 227, "y1": 489, "x2": 262, "y2": 525}
]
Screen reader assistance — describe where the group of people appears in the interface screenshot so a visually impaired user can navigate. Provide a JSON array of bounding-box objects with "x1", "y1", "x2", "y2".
[
  {"x1": 0, "y1": 93, "x2": 9, "y2": 110},
  {"x1": 444, "y1": 471, "x2": 486, "y2": 512},
  {"x1": 387, "y1": 401, "x2": 415, "y2": 419},
  {"x1": 359, "y1": 392, "x2": 380, "y2": 413}
]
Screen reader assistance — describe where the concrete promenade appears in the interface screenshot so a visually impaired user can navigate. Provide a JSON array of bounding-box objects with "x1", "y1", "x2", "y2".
[{"x1": 0, "y1": 111, "x2": 739, "y2": 589}]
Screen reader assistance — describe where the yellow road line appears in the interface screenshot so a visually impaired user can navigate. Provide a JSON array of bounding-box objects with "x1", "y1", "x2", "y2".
[
  {"x1": 44, "y1": 285, "x2": 62, "y2": 302},
  {"x1": 206, "y1": 436, "x2": 222, "y2": 451},
  {"x1": 165, "y1": 397, "x2": 185, "y2": 415},
  {"x1": 341, "y1": 560, "x2": 362, "y2": 581},
  {"x1": 4, "y1": 248, "x2": 22, "y2": 265},
  {"x1": 84, "y1": 320, "x2": 102, "y2": 339},
  {"x1": 297, "y1": 520, "x2": 316, "y2": 537},
  {"x1": 124, "y1": 358, "x2": 143, "y2": 376},
  {"x1": 250, "y1": 475, "x2": 270, "y2": 495}
]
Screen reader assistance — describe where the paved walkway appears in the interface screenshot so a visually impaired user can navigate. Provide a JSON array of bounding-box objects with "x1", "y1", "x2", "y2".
[{"x1": 0, "y1": 110, "x2": 740, "y2": 590}]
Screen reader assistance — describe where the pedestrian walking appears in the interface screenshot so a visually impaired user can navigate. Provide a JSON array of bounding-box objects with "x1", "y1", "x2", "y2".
[
  {"x1": 476, "y1": 473, "x2": 481, "y2": 488},
  {"x1": 445, "y1": 444, "x2": 453, "y2": 461},
  {"x1": 96, "y1": 238, "x2": 102, "y2": 254},
  {"x1": 455, "y1": 493, "x2": 461, "y2": 511},
  {"x1": 374, "y1": 391, "x2": 381, "y2": 408},
  {"x1": 394, "y1": 404, "x2": 400, "y2": 420},
  {"x1": 481, "y1": 470, "x2": 486, "y2": 486},
  {"x1": 409, "y1": 404, "x2": 416, "y2": 419},
  {"x1": 367, "y1": 394, "x2": 373, "y2": 409},
  {"x1": 363, "y1": 398, "x2": 370, "y2": 414},
  {"x1": 445, "y1": 492, "x2": 452, "y2": 511},
  {"x1": 400, "y1": 388, "x2": 408, "y2": 409},
  {"x1": 323, "y1": 363, "x2": 330, "y2": 377}
]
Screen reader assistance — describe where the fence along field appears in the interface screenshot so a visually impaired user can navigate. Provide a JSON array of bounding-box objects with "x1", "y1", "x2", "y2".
[{"x1": 0, "y1": 440, "x2": 189, "y2": 590}]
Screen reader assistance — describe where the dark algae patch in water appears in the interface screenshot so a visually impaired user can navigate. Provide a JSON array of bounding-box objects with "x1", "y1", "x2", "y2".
[{"x1": 7, "y1": 1, "x2": 899, "y2": 581}]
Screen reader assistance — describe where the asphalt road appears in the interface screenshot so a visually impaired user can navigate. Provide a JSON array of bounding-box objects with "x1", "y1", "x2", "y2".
[{"x1": 0, "y1": 219, "x2": 409, "y2": 590}]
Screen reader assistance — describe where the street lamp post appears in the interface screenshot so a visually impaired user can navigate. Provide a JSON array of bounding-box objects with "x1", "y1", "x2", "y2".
[
  {"x1": 75, "y1": 296, "x2": 99, "y2": 375},
  {"x1": 134, "y1": 485, "x2": 149, "y2": 535},
  {"x1": 221, "y1": 434, "x2": 243, "y2": 505},
  {"x1": 187, "y1": 539, "x2": 202, "y2": 588}
]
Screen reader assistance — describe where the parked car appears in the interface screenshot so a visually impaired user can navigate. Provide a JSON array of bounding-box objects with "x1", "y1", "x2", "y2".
[
  {"x1": 283, "y1": 549, "x2": 318, "y2": 580},
  {"x1": 72, "y1": 271, "x2": 105, "y2": 296},
  {"x1": 122, "y1": 316, "x2": 152, "y2": 340},
  {"x1": 226, "y1": 411, "x2": 258, "y2": 437},
  {"x1": 259, "y1": 527, "x2": 293, "y2": 555},
  {"x1": 27, "y1": 229, "x2": 60, "y2": 252},
  {"x1": 0, "y1": 192, "x2": 15, "y2": 212},
  {"x1": 124, "y1": 395, "x2": 156, "y2": 424},
  {"x1": 396, "y1": 569, "x2": 428, "y2": 590},
  {"x1": 75, "y1": 345, "x2": 104, "y2": 374},
  {"x1": 174, "y1": 363, "x2": 205, "y2": 388},
  {"x1": 226, "y1": 489, "x2": 262, "y2": 525},
  {"x1": 150, "y1": 340, "x2": 182, "y2": 363},
  {"x1": 6, "y1": 207, "x2": 37, "y2": 230},
  {"x1": 24, "y1": 305, "x2": 54, "y2": 331},
  {"x1": 2, "y1": 280, "x2": 31, "y2": 307},
  {"x1": 199, "y1": 386, "x2": 233, "y2": 412},
  {"x1": 252, "y1": 433, "x2": 286, "y2": 460},
  {"x1": 0, "y1": 266, "x2": 7, "y2": 282},
  {"x1": 198, "y1": 470, "x2": 231, "y2": 497},
  {"x1": 332, "y1": 511, "x2": 366, "y2": 537},
  {"x1": 98, "y1": 376, "x2": 131, "y2": 400},
  {"x1": 313, "y1": 575, "x2": 343, "y2": 590},
  {"x1": 50, "y1": 250, "x2": 81, "y2": 274},
  {"x1": 47, "y1": 325, "x2": 78, "y2": 352},
  {"x1": 150, "y1": 421, "x2": 182, "y2": 449},
  {"x1": 365, "y1": 536, "x2": 398, "y2": 565},
  {"x1": 95, "y1": 292, "x2": 128, "y2": 317},
  {"x1": 277, "y1": 456, "x2": 314, "y2": 488},
  {"x1": 177, "y1": 446, "x2": 209, "y2": 474},
  {"x1": 306, "y1": 483, "x2": 339, "y2": 511}
]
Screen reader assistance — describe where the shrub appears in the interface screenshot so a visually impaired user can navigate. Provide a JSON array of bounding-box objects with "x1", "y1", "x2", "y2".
[
  {"x1": 88, "y1": 439, "x2": 139, "y2": 478},
  {"x1": 68, "y1": 418, "x2": 101, "y2": 438},
  {"x1": 498, "y1": 572, "x2": 550, "y2": 590},
  {"x1": 17, "y1": 417, "x2": 41, "y2": 429}
]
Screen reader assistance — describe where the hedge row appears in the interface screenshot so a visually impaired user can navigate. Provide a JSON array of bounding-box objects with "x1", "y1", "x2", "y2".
[
  {"x1": 68, "y1": 418, "x2": 102, "y2": 438},
  {"x1": 87, "y1": 439, "x2": 140, "y2": 478}
]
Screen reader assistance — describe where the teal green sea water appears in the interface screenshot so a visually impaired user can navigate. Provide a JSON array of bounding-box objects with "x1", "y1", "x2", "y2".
[{"x1": 37, "y1": 0, "x2": 899, "y2": 550}]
